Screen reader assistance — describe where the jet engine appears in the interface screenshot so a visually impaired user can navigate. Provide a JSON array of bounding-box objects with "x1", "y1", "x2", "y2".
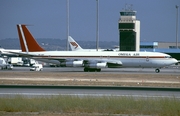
[
  {"x1": 86, "y1": 62, "x2": 107, "y2": 68},
  {"x1": 60, "y1": 60, "x2": 83, "y2": 67}
]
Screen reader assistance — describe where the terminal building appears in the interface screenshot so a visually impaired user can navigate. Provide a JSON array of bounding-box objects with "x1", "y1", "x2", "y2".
[
  {"x1": 140, "y1": 42, "x2": 180, "y2": 49},
  {"x1": 118, "y1": 6, "x2": 140, "y2": 51},
  {"x1": 140, "y1": 41, "x2": 180, "y2": 60}
]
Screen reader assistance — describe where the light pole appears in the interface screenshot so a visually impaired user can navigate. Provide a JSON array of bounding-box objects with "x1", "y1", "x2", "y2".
[
  {"x1": 96, "y1": 0, "x2": 99, "y2": 51},
  {"x1": 67, "y1": 0, "x2": 69, "y2": 51},
  {"x1": 176, "y1": 5, "x2": 179, "y2": 49}
]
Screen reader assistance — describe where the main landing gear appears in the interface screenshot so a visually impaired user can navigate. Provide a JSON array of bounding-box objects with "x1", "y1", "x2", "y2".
[
  {"x1": 155, "y1": 68, "x2": 160, "y2": 73},
  {"x1": 84, "y1": 67, "x2": 101, "y2": 72}
]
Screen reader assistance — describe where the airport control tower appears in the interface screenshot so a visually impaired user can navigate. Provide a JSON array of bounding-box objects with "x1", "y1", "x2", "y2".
[{"x1": 118, "y1": 5, "x2": 140, "y2": 51}]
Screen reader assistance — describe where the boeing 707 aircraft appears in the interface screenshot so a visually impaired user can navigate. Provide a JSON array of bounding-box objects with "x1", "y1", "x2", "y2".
[{"x1": 11, "y1": 24, "x2": 178, "y2": 73}]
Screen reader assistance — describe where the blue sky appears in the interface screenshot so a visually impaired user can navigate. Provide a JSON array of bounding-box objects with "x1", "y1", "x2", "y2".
[{"x1": 0, "y1": 0, "x2": 180, "y2": 42}]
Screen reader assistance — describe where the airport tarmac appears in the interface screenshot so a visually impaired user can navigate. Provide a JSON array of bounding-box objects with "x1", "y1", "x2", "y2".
[
  {"x1": 0, "y1": 66, "x2": 180, "y2": 87},
  {"x1": 0, "y1": 87, "x2": 180, "y2": 98},
  {"x1": 3, "y1": 66, "x2": 180, "y2": 74}
]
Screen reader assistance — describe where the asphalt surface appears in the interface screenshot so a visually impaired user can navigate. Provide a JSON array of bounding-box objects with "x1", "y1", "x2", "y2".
[
  {"x1": 0, "y1": 87, "x2": 180, "y2": 98},
  {"x1": 5, "y1": 66, "x2": 180, "y2": 74}
]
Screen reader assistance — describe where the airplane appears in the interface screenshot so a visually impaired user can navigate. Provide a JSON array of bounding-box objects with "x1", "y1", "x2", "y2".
[
  {"x1": 68, "y1": 36, "x2": 118, "y2": 51},
  {"x1": 0, "y1": 57, "x2": 13, "y2": 70},
  {"x1": 10, "y1": 24, "x2": 178, "y2": 73}
]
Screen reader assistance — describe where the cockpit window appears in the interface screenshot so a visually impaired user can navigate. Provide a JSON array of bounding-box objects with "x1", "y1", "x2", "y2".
[{"x1": 165, "y1": 56, "x2": 172, "y2": 58}]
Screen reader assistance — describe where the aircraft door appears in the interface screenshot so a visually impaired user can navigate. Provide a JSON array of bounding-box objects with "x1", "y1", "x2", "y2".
[
  {"x1": 146, "y1": 56, "x2": 149, "y2": 62},
  {"x1": 145, "y1": 56, "x2": 152, "y2": 67}
]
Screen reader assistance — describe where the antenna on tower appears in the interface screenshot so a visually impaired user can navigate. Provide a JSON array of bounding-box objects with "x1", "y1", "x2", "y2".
[{"x1": 125, "y1": 4, "x2": 133, "y2": 11}]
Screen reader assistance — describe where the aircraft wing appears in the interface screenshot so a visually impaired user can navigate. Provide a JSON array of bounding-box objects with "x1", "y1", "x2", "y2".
[
  {"x1": 7, "y1": 51, "x2": 37, "y2": 57},
  {"x1": 39, "y1": 57, "x2": 123, "y2": 68}
]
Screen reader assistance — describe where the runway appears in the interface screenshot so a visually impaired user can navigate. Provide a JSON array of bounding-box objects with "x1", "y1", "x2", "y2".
[
  {"x1": 0, "y1": 86, "x2": 180, "y2": 98},
  {"x1": 4, "y1": 66, "x2": 180, "y2": 74}
]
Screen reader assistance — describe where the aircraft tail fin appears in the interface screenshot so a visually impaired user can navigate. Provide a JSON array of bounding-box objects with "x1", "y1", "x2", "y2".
[
  {"x1": 68, "y1": 36, "x2": 83, "y2": 51},
  {"x1": 17, "y1": 24, "x2": 45, "y2": 52}
]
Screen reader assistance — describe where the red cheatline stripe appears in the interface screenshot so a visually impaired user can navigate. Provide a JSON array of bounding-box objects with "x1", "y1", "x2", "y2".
[{"x1": 31, "y1": 56, "x2": 166, "y2": 58}]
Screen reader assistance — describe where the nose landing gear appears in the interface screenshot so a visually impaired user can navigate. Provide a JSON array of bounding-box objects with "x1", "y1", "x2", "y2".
[{"x1": 155, "y1": 68, "x2": 160, "y2": 73}]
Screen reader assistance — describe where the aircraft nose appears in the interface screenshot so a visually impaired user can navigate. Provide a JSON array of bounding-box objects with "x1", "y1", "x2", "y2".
[{"x1": 172, "y1": 58, "x2": 178, "y2": 64}]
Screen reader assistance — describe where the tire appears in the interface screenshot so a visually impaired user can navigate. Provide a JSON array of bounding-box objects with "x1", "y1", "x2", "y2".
[{"x1": 155, "y1": 69, "x2": 160, "y2": 73}]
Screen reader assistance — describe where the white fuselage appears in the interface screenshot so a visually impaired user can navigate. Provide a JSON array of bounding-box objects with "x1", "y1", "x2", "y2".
[{"x1": 23, "y1": 51, "x2": 178, "y2": 68}]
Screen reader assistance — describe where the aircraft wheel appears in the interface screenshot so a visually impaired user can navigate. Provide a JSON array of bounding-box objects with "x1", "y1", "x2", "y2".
[
  {"x1": 84, "y1": 68, "x2": 101, "y2": 72},
  {"x1": 84, "y1": 68, "x2": 88, "y2": 72},
  {"x1": 155, "y1": 69, "x2": 160, "y2": 73},
  {"x1": 89, "y1": 68, "x2": 95, "y2": 72},
  {"x1": 96, "y1": 68, "x2": 101, "y2": 72}
]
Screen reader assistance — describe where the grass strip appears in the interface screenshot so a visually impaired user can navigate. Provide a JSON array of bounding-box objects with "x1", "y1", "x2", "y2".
[{"x1": 0, "y1": 95, "x2": 180, "y2": 116}]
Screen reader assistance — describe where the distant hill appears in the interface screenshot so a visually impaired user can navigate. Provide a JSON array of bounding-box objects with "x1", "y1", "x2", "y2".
[{"x1": 0, "y1": 38, "x2": 118, "y2": 51}]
